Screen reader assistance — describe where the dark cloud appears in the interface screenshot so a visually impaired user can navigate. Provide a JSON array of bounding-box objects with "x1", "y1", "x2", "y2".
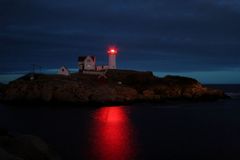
[{"x1": 0, "y1": 0, "x2": 240, "y2": 72}]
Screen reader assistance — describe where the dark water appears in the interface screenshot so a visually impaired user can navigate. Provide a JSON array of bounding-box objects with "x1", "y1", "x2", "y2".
[{"x1": 1, "y1": 85, "x2": 240, "y2": 160}]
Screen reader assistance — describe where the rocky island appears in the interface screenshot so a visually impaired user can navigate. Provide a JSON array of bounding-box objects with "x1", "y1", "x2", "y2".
[{"x1": 0, "y1": 70, "x2": 227, "y2": 105}]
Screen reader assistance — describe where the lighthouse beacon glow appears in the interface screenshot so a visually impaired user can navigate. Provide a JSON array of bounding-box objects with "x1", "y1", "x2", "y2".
[{"x1": 107, "y1": 46, "x2": 118, "y2": 69}]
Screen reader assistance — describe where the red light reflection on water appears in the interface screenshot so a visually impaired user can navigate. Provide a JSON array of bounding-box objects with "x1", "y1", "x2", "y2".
[{"x1": 89, "y1": 106, "x2": 136, "y2": 160}]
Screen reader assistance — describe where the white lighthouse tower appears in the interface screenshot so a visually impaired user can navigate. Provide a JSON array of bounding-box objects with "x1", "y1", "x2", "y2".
[{"x1": 107, "y1": 46, "x2": 118, "y2": 69}]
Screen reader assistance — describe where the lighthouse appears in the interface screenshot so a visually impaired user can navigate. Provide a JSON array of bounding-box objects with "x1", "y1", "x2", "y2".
[{"x1": 107, "y1": 46, "x2": 118, "y2": 69}]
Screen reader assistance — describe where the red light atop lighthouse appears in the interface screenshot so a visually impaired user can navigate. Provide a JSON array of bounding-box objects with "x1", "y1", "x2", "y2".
[{"x1": 107, "y1": 46, "x2": 118, "y2": 55}]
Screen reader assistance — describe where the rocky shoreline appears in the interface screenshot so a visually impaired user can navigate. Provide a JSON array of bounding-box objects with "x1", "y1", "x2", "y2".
[
  {"x1": 0, "y1": 70, "x2": 228, "y2": 105},
  {"x1": 0, "y1": 128, "x2": 60, "y2": 160}
]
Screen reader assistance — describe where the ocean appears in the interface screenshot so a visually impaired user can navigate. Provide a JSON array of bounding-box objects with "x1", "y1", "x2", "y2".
[{"x1": 0, "y1": 85, "x2": 240, "y2": 160}]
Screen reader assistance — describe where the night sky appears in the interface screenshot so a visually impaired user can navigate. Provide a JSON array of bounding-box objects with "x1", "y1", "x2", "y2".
[{"x1": 1, "y1": 0, "x2": 240, "y2": 83}]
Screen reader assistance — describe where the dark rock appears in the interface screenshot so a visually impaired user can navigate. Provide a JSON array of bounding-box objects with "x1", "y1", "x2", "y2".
[
  {"x1": 0, "y1": 70, "x2": 228, "y2": 105},
  {"x1": 0, "y1": 128, "x2": 8, "y2": 136},
  {"x1": 0, "y1": 129, "x2": 60, "y2": 160},
  {"x1": 0, "y1": 83, "x2": 6, "y2": 93}
]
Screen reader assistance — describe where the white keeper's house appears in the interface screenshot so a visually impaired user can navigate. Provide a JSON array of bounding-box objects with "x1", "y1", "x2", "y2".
[{"x1": 78, "y1": 56, "x2": 96, "y2": 71}]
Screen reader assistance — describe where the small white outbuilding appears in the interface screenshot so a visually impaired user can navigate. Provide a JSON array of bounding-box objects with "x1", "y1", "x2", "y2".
[{"x1": 58, "y1": 66, "x2": 70, "y2": 76}]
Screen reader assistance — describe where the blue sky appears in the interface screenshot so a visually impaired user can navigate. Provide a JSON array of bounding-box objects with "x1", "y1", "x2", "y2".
[{"x1": 0, "y1": 0, "x2": 240, "y2": 83}]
